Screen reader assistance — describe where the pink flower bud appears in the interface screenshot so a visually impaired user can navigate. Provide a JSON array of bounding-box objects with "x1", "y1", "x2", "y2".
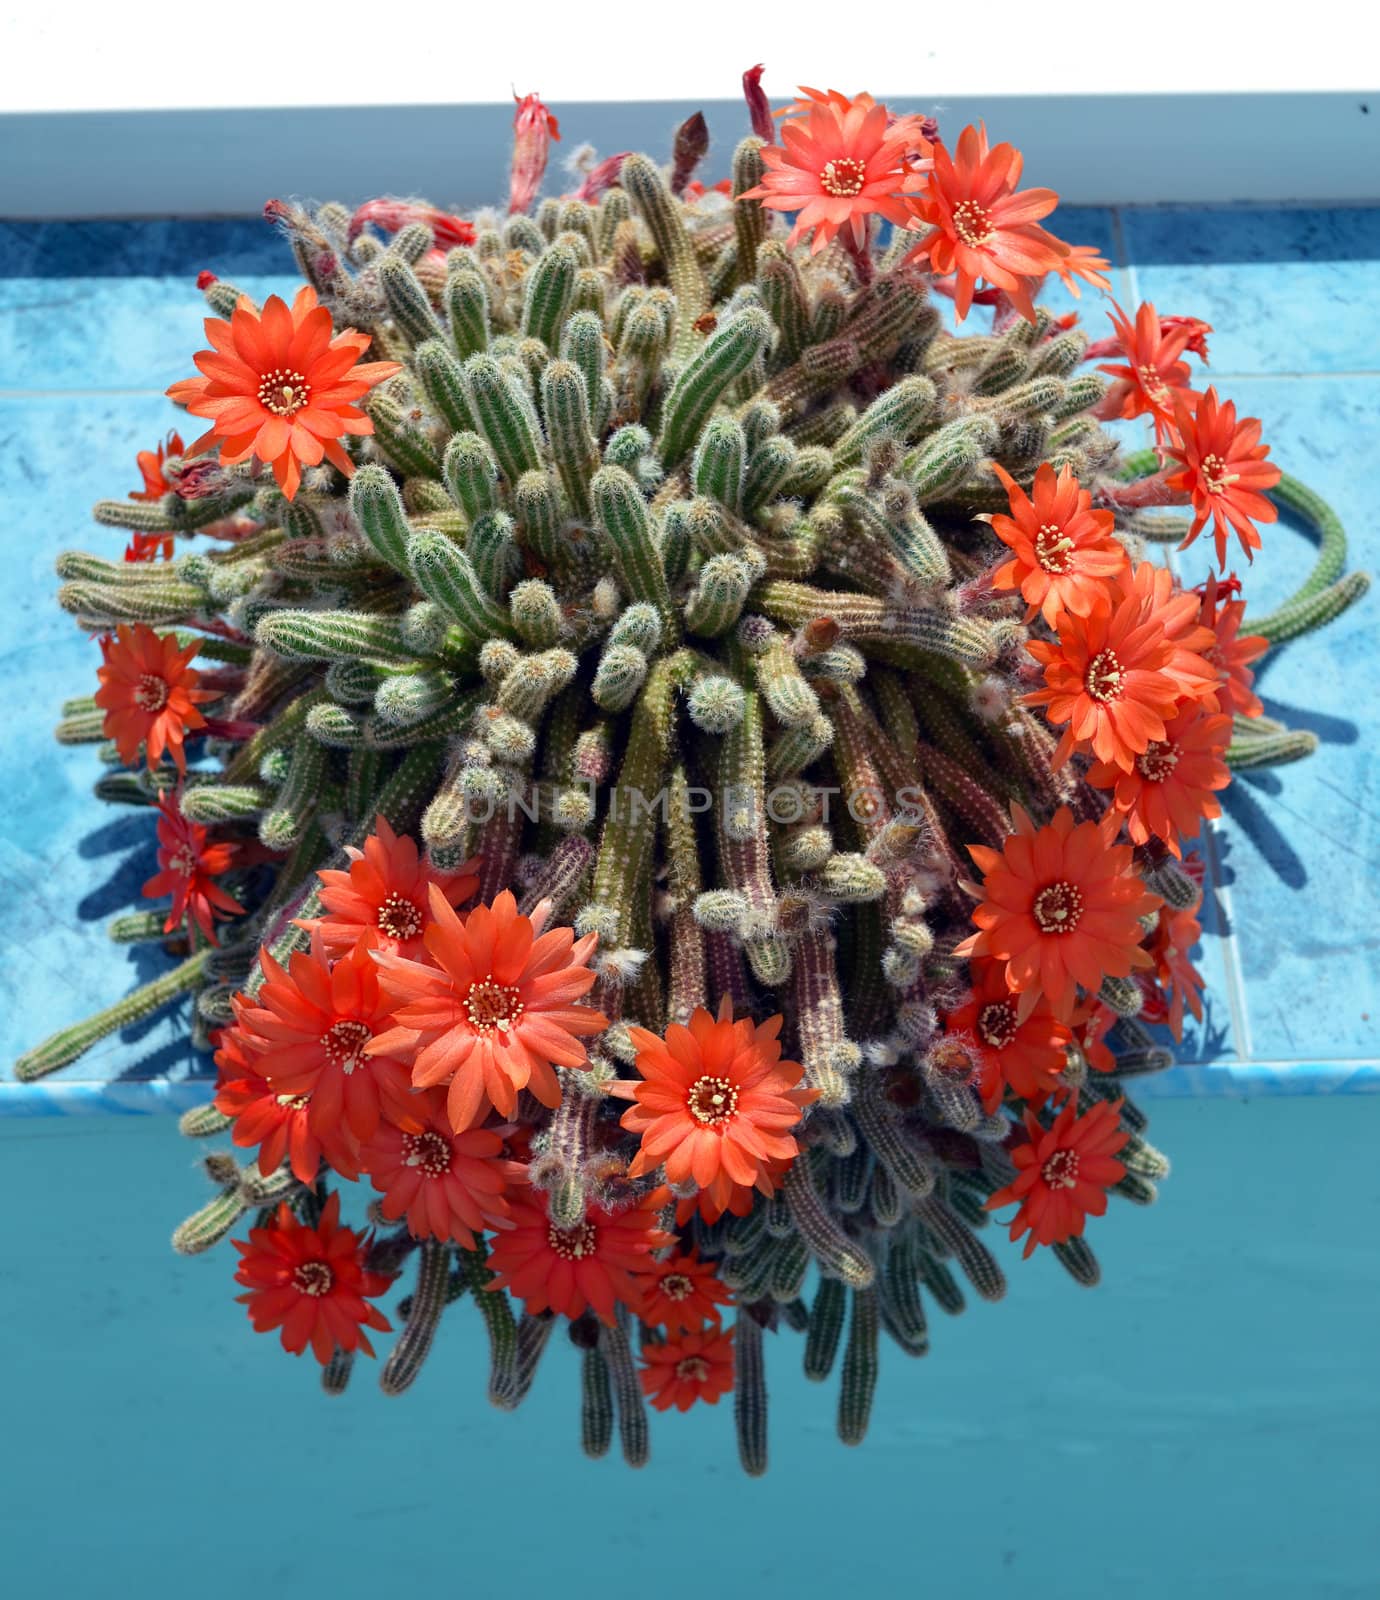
[
  {"x1": 743, "y1": 64, "x2": 774, "y2": 143},
  {"x1": 570, "y1": 151, "x2": 633, "y2": 203},
  {"x1": 196, "y1": 270, "x2": 218, "y2": 291},
  {"x1": 509, "y1": 92, "x2": 561, "y2": 215},
  {"x1": 348, "y1": 199, "x2": 476, "y2": 250}
]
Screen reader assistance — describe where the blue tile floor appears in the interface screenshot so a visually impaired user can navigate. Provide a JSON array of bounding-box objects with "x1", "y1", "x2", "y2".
[
  {"x1": 0, "y1": 207, "x2": 1378, "y2": 1600},
  {"x1": 0, "y1": 204, "x2": 1374, "y2": 1094}
]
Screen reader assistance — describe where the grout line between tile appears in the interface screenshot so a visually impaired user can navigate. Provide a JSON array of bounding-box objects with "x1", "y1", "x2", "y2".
[{"x1": 1201, "y1": 816, "x2": 1254, "y2": 1063}]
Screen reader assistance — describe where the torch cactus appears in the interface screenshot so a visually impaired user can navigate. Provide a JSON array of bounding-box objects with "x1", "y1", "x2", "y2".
[{"x1": 17, "y1": 77, "x2": 1368, "y2": 1474}]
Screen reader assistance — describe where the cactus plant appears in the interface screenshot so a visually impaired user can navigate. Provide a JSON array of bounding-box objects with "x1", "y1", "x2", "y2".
[{"x1": 16, "y1": 76, "x2": 1369, "y2": 1473}]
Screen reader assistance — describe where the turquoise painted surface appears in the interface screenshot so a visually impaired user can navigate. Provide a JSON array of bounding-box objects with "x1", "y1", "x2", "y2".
[
  {"x1": 1, "y1": 205, "x2": 1375, "y2": 1093},
  {"x1": 3, "y1": 1099, "x2": 1378, "y2": 1598}
]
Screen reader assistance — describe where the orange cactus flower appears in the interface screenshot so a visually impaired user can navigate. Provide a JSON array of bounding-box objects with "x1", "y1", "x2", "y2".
[
  {"x1": 1053, "y1": 243, "x2": 1113, "y2": 297},
  {"x1": 986, "y1": 1099, "x2": 1129, "y2": 1258},
  {"x1": 239, "y1": 934, "x2": 423, "y2": 1152},
  {"x1": 124, "y1": 531, "x2": 173, "y2": 562},
  {"x1": 1197, "y1": 573, "x2": 1268, "y2": 718},
  {"x1": 1070, "y1": 996, "x2": 1119, "y2": 1075},
  {"x1": 640, "y1": 1324, "x2": 736, "y2": 1413},
  {"x1": 1119, "y1": 562, "x2": 1221, "y2": 712},
  {"x1": 613, "y1": 1000, "x2": 817, "y2": 1214},
  {"x1": 636, "y1": 1249, "x2": 734, "y2": 1335},
  {"x1": 1024, "y1": 578, "x2": 1196, "y2": 771},
  {"x1": 988, "y1": 461, "x2": 1128, "y2": 627},
  {"x1": 1094, "y1": 301, "x2": 1202, "y2": 444},
  {"x1": 509, "y1": 92, "x2": 560, "y2": 215},
  {"x1": 371, "y1": 887, "x2": 606, "y2": 1133},
  {"x1": 1145, "y1": 906, "x2": 1206, "y2": 1040},
  {"x1": 166, "y1": 285, "x2": 400, "y2": 501},
  {"x1": 1160, "y1": 313, "x2": 1213, "y2": 361},
  {"x1": 130, "y1": 429, "x2": 184, "y2": 501},
  {"x1": 1088, "y1": 705, "x2": 1232, "y2": 855},
  {"x1": 213, "y1": 1019, "x2": 340, "y2": 1184},
  {"x1": 740, "y1": 88, "x2": 931, "y2": 253},
  {"x1": 955, "y1": 804, "x2": 1161, "y2": 1021},
  {"x1": 672, "y1": 1158, "x2": 790, "y2": 1228},
  {"x1": 359, "y1": 1098, "x2": 509, "y2": 1246},
  {"x1": 141, "y1": 790, "x2": 242, "y2": 943},
  {"x1": 232, "y1": 1192, "x2": 392, "y2": 1363},
  {"x1": 904, "y1": 123, "x2": 1068, "y2": 320},
  {"x1": 944, "y1": 960, "x2": 1073, "y2": 1113},
  {"x1": 486, "y1": 1185, "x2": 671, "y2": 1325},
  {"x1": 298, "y1": 816, "x2": 480, "y2": 962},
  {"x1": 95, "y1": 622, "x2": 216, "y2": 774},
  {"x1": 1164, "y1": 387, "x2": 1281, "y2": 568}
]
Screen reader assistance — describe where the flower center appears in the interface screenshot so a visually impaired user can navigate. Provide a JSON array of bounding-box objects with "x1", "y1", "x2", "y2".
[
  {"x1": 819, "y1": 157, "x2": 867, "y2": 197},
  {"x1": 292, "y1": 1260, "x2": 333, "y2": 1296},
  {"x1": 1199, "y1": 453, "x2": 1235, "y2": 495},
  {"x1": 402, "y1": 1129, "x2": 453, "y2": 1177},
  {"x1": 687, "y1": 1075, "x2": 738, "y2": 1126},
  {"x1": 320, "y1": 1018, "x2": 372, "y2": 1075},
  {"x1": 1138, "y1": 364, "x2": 1170, "y2": 405},
  {"x1": 169, "y1": 843, "x2": 199, "y2": 877},
  {"x1": 376, "y1": 891, "x2": 424, "y2": 942},
  {"x1": 257, "y1": 367, "x2": 311, "y2": 418},
  {"x1": 464, "y1": 977, "x2": 524, "y2": 1035},
  {"x1": 1032, "y1": 881, "x2": 1084, "y2": 935},
  {"x1": 977, "y1": 1000, "x2": 1018, "y2": 1051},
  {"x1": 548, "y1": 1221, "x2": 597, "y2": 1260},
  {"x1": 675, "y1": 1356, "x2": 711, "y2": 1382},
  {"x1": 952, "y1": 198, "x2": 994, "y2": 248},
  {"x1": 1085, "y1": 648, "x2": 1125, "y2": 703},
  {"x1": 1135, "y1": 740, "x2": 1180, "y2": 783},
  {"x1": 1041, "y1": 1148, "x2": 1080, "y2": 1190},
  {"x1": 1034, "y1": 523, "x2": 1074, "y2": 574},
  {"x1": 134, "y1": 673, "x2": 169, "y2": 712},
  {"x1": 660, "y1": 1272, "x2": 694, "y2": 1302}
]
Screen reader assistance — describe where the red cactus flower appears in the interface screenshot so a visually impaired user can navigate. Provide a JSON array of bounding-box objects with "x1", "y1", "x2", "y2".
[
  {"x1": 640, "y1": 1324, "x2": 736, "y2": 1412},
  {"x1": 213, "y1": 1017, "x2": 340, "y2": 1184},
  {"x1": 1146, "y1": 906, "x2": 1207, "y2": 1041},
  {"x1": 741, "y1": 88, "x2": 930, "y2": 253},
  {"x1": 1094, "y1": 301, "x2": 1203, "y2": 444},
  {"x1": 95, "y1": 623, "x2": 216, "y2": 774},
  {"x1": 485, "y1": 1184, "x2": 671, "y2": 1325},
  {"x1": 613, "y1": 1001, "x2": 816, "y2": 1215},
  {"x1": 1088, "y1": 705, "x2": 1232, "y2": 856},
  {"x1": 944, "y1": 960, "x2": 1073, "y2": 1113},
  {"x1": 904, "y1": 123, "x2": 1068, "y2": 320},
  {"x1": 1164, "y1": 387, "x2": 1281, "y2": 568},
  {"x1": 988, "y1": 461, "x2": 1128, "y2": 628},
  {"x1": 298, "y1": 815, "x2": 480, "y2": 962},
  {"x1": 1197, "y1": 573, "x2": 1268, "y2": 719},
  {"x1": 987, "y1": 1099, "x2": 1129, "y2": 1257},
  {"x1": 636, "y1": 1248, "x2": 734, "y2": 1334},
  {"x1": 359, "y1": 1097, "x2": 510, "y2": 1246},
  {"x1": 233, "y1": 1192, "x2": 392, "y2": 1363},
  {"x1": 141, "y1": 790, "x2": 242, "y2": 943},
  {"x1": 370, "y1": 888, "x2": 607, "y2": 1134},
  {"x1": 123, "y1": 531, "x2": 173, "y2": 562},
  {"x1": 239, "y1": 934, "x2": 425, "y2": 1150},
  {"x1": 956, "y1": 804, "x2": 1161, "y2": 1022},
  {"x1": 130, "y1": 430, "x2": 184, "y2": 502}
]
